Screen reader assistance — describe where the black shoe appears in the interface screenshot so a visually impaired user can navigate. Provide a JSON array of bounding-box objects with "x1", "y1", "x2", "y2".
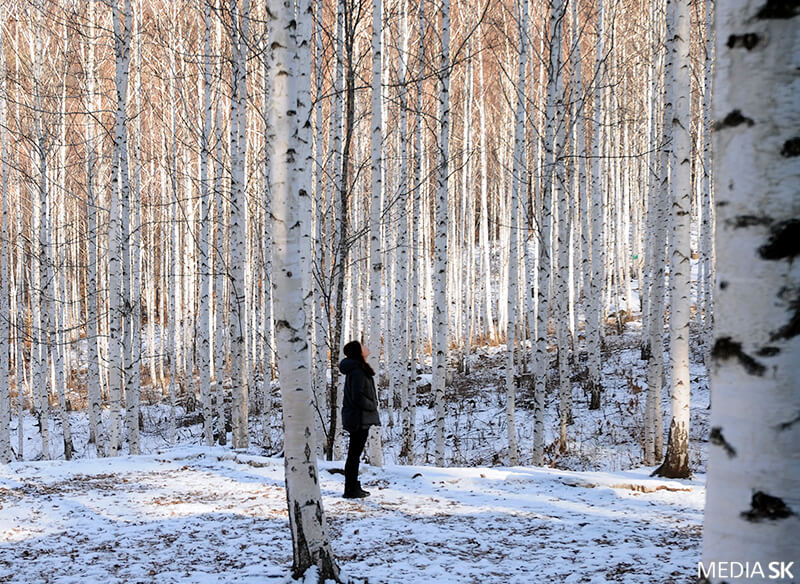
[{"x1": 343, "y1": 489, "x2": 368, "y2": 499}]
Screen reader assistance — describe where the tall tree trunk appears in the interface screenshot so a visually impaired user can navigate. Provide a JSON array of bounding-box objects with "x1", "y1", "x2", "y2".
[
  {"x1": 506, "y1": 0, "x2": 528, "y2": 467},
  {"x1": 0, "y1": 3, "x2": 10, "y2": 464},
  {"x1": 268, "y1": 0, "x2": 340, "y2": 578},
  {"x1": 30, "y1": 16, "x2": 50, "y2": 461},
  {"x1": 327, "y1": 0, "x2": 351, "y2": 461},
  {"x1": 477, "y1": 27, "x2": 495, "y2": 343},
  {"x1": 432, "y1": 0, "x2": 451, "y2": 467},
  {"x1": 229, "y1": 0, "x2": 251, "y2": 449},
  {"x1": 198, "y1": 0, "x2": 214, "y2": 447},
  {"x1": 656, "y1": 0, "x2": 692, "y2": 479},
  {"x1": 84, "y1": 0, "x2": 105, "y2": 456},
  {"x1": 404, "y1": 0, "x2": 427, "y2": 465},
  {"x1": 366, "y1": 0, "x2": 384, "y2": 467},
  {"x1": 586, "y1": 0, "x2": 605, "y2": 411},
  {"x1": 701, "y1": 0, "x2": 799, "y2": 577}
]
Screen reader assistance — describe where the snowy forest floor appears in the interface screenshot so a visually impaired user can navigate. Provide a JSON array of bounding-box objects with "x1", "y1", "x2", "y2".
[
  {"x1": 0, "y1": 446, "x2": 703, "y2": 584},
  {"x1": 2, "y1": 321, "x2": 711, "y2": 582}
]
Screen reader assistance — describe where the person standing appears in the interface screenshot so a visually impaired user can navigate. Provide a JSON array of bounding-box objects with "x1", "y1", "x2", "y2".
[{"x1": 340, "y1": 340, "x2": 381, "y2": 498}]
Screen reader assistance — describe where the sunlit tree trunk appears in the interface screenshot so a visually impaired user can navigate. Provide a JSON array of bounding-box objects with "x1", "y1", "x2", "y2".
[
  {"x1": 197, "y1": 0, "x2": 214, "y2": 447},
  {"x1": 214, "y1": 96, "x2": 227, "y2": 446},
  {"x1": 657, "y1": 0, "x2": 692, "y2": 479},
  {"x1": 702, "y1": 0, "x2": 800, "y2": 577},
  {"x1": 643, "y1": 1, "x2": 667, "y2": 466},
  {"x1": 506, "y1": 0, "x2": 528, "y2": 466},
  {"x1": 268, "y1": 0, "x2": 340, "y2": 577},
  {"x1": 29, "y1": 15, "x2": 50, "y2": 461},
  {"x1": 229, "y1": 0, "x2": 251, "y2": 449},
  {"x1": 699, "y1": 0, "x2": 714, "y2": 370},
  {"x1": 554, "y1": 0, "x2": 570, "y2": 453},
  {"x1": 84, "y1": 0, "x2": 105, "y2": 456},
  {"x1": 432, "y1": 0, "x2": 451, "y2": 467},
  {"x1": 586, "y1": 0, "x2": 605, "y2": 411},
  {"x1": 403, "y1": 0, "x2": 427, "y2": 465},
  {"x1": 0, "y1": 3, "x2": 10, "y2": 464},
  {"x1": 123, "y1": 0, "x2": 140, "y2": 456},
  {"x1": 367, "y1": 0, "x2": 384, "y2": 467},
  {"x1": 477, "y1": 27, "x2": 495, "y2": 343}
]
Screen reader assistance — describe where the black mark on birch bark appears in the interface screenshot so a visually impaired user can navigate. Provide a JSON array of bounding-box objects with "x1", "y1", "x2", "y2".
[
  {"x1": 712, "y1": 337, "x2": 766, "y2": 376},
  {"x1": 714, "y1": 110, "x2": 754, "y2": 130},
  {"x1": 741, "y1": 491, "x2": 794, "y2": 522},
  {"x1": 770, "y1": 296, "x2": 800, "y2": 341},
  {"x1": 781, "y1": 137, "x2": 800, "y2": 157},
  {"x1": 757, "y1": 346, "x2": 781, "y2": 356},
  {"x1": 709, "y1": 427, "x2": 737, "y2": 458},
  {"x1": 759, "y1": 219, "x2": 800, "y2": 260},
  {"x1": 730, "y1": 215, "x2": 771, "y2": 228},
  {"x1": 726, "y1": 33, "x2": 760, "y2": 50},
  {"x1": 756, "y1": 0, "x2": 800, "y2": 19},
  {"x1": 778, "y1": 412, "x2": 800, "y2": 430}
]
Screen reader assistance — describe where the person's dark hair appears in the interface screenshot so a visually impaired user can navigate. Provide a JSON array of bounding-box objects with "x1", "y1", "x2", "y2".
[{"x1": 343, "y1": 340, "x2": 375, "y2": 377}]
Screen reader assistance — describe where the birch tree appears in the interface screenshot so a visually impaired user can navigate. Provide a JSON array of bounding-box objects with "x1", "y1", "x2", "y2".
[
  {"x1": 268, "y1": 0, "x2": 339, "y2": 578},
  {"x1": 505, "y1": 0, "x2": 528, "y2": 467},
  {"x1": 85, "y1": 0, "x2": 106, "y2": 455},
  {"x1": 533, "y1": 0, "x2": 564, "y2": 463},
  {"x1": 586, "y1": 0, "x2": 605, "y2": 411},
  {"x1": 433, "y1": 0, "x2": 451, "y2": 467},
  {"x1": 702, "y1": 0, "x2": 799, "y2": 578},
  {"x1": 644, "y1": 0, "x2": 668, "y2": 466},
  {"x1": 0, "y1": 2, "x2": 10, "y2": 464},
  {"x1": 228, "y1": 0, "x2": 251, "y2": 449},
  {"x1": 198, "y1": 0, "x2": 215, "y2": 447},
  {"x1": 656, "y1": 0, "x2": 692, "y2": 479},
  {"x1": 367, "y1": 0, "x2": 384, "y2": 467},
  {"x1": 29, "y1": 7, "x2": 51, "y2": 461}
]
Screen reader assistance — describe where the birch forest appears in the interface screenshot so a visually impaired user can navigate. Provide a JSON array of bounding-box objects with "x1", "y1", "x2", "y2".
[{"x1": 0, "y1": 0, "x2": 797, "y2": 582}]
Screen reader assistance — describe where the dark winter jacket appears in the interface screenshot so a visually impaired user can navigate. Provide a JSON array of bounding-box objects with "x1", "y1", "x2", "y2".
[{"x1": 340, "y1": 358, "x2": 381, "y2": 433}]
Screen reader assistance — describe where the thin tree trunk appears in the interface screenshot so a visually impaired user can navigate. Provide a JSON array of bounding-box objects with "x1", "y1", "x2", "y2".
[
  {"x1": 228, "y1": 0, "x2": 251, "y2": 449},
  {"x1": 656, "y1": 0, "x2": 692, "y2": 479},
  {"x1": 367, "y1": 0, "x2": 385, "y2": 467},
  {"x1": 0, "y1": 3, "x2": 10, "y2": 464},
  {"x1": 506, "y1": 0, "x2": 528, "y2": 467},
  {"x1": 432, "y1": 0, "x2": 451, "y2": 467}
]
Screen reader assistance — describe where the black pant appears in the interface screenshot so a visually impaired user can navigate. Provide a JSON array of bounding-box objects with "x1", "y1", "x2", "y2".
[{"x1": 344, "y1": 428, "x2": 370, "y2": 493}]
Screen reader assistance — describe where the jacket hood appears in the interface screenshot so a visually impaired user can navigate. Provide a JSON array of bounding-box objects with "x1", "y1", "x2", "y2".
[{"x1": 339, "y1": 358, "x2": 362, "y2": 374}]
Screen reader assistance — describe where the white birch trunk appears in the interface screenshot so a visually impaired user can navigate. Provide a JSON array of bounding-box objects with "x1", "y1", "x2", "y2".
[
  {"x1": 394, "y1": 0, "x2": 411, "y2": 466},
  {"x1": 699, "y1": 0, "x2": 715, "y2": 370},
  {"x1": 197, "y1": 0, "x2": 214, "y2": 447},
  {"x1": 0, "y1": 3, "x2": 10, "y2": 464},
  {"x1": 268, "y1": 0, "x2": 339, "y2": 576},
  {"x1": 702, "y1": 0, "x2": 800, "y2": 577},
  {"x1": 506, "y1": 0, "x2": 527, "y2": 467},
  {"x1": 657, "y1": 0, "x2": 692, "y2": 479},
  {"x1": 644, "y1": 7, "x2": 667, "y2": 466},
  {"x1": 477, "y1": 28, "x2": 495, "y2": 343},
  {"x1": 29, "y1": 20, "x2": 50, "y2": 461},
  {"x1": 214, "y1": 97, "x2": 227, "y2": 446},
  {"x1": 586, "y1": 0, "x2": 605, "y2": 411},
  {"x1": 554, "y1": 0, "x2": 571, "y2": 452},
  {"x1": 229, "y1": 0, "x2": 251, "y2": 449},
  {"x1": 432, "y1": 0, "x2": 451, "y2": 467},
  {"x1": 84, "y1": 0, "x2": 105, "y2": 455},
  {"x1": 367, "y1": 0, "x2": 384, "y2": 467}
]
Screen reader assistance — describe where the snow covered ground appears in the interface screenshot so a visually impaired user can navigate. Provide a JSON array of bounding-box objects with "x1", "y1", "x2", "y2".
[{"x1": 0, "y1": 446, "x2": 703, "y2": 584}]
